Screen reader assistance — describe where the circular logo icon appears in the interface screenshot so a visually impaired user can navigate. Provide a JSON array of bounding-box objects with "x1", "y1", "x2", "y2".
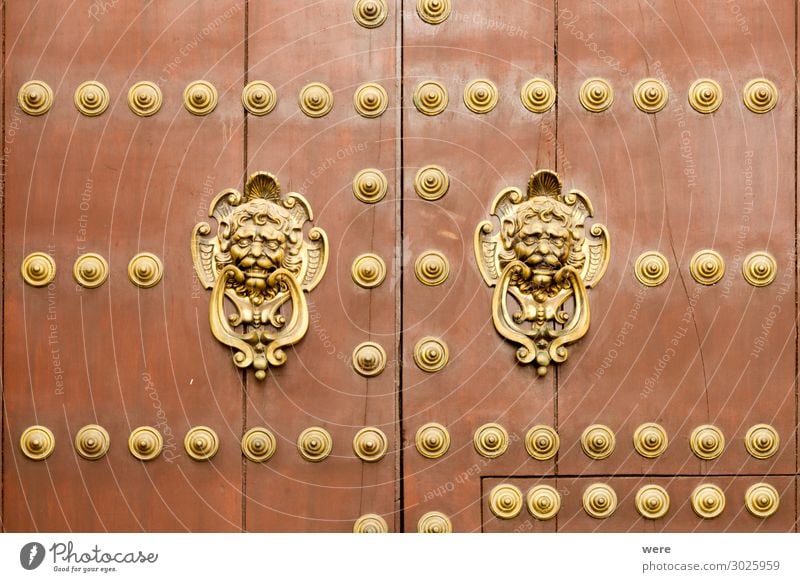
[{"x1": 20, "y1": 542, "x2": 46, "y2": 570}]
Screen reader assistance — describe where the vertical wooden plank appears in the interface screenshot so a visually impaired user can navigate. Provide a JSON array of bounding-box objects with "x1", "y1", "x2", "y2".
[{"x1": 0, "y1": 0, "x2": 5, "y2": 532}]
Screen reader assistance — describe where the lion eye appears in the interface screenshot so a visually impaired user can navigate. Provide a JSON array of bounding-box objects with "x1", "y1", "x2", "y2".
[
  {"x1": 237, "y1": 239, "x2": 251, "y2": 247},
  {"x1": 267, "y1": 241, "x2": 280, "y2": 250}
]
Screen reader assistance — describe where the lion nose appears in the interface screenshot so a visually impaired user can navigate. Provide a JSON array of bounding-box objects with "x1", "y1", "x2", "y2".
[
  {"x1": 250, "y1": 242, "x2": 265, "y2": 256},
  {"x1": 537, "y1": 240, "x2": 550, "y2": 254}
]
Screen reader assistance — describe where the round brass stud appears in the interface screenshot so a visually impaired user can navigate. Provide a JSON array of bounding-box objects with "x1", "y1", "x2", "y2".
[
  {"x1": 414, "y1": 165, "x2": 449, "y2": 201},
  {"x1": 582, "y1": 483, "x2": 617, "y2": 519},
  {"x1": 299, "y1": 82, "x2": 334, "y2": 118},
  {"x1": 242, "y1": 80, "x2": 277, "y2": 116},
  {"x1": 354, "y1": 82, "x2": 388, "y2": 118},
  {"x1": 73, "y1": 253, "x2": 109, "y2": 289},
  {"x1": 414, "y1": 251, "x2": 449, "y2": 286},
  {"x1": 688, "y1": 78, "x2": 723, "y2": 114},
  {"x1": 74, "y1": 81, "x2": 110, "y2": 117},
  {"x1": 353, "y1": 427, "x2": 388, "y2": 462},
  {"x1": 581, "y1": 424, "x2": 616, "y2": 460},
  {"x1": 353, "y1": 168, "x2": 388, "y2": 204},
  {"x1": 74, "y1": 424, "x2": 110, "y2": 461},
  {"x1": 743, "y1": 78, "x2": 778, "y2": 114},
  {"x1": 20, "y1": 425, "x2": 55, "y2": 461},
  {"x1": 690, "y1": 250, "x2": 725, "y2": 285},
  {"x1": 352, "y1": 341, "x2": 387, "y2": 377},
  {"x1": 633, "y1": 78, "x2": 668, "y2": 113},
  {"x1": 128, "y1": 253, "x2": 163, "y2": 288},
  {"x1": 353, "y1": 513, "x2": 389, "y2": 532},
  {"x1": 241, "y1": 427, "x2": 277, "y2": 463},
  {"x1": 21, "y1": 252, "x2": 56, "y2": 287},
  {"x1": 352, "y1": 254, "x2": 387, "y2": 289},
  {"x1": 128, "y1": 426, "x2": 163, "y2": 461},
  {"x1": 633, "y1": 422, "x2": 669, "y2": 459},
  {"x1": 415, "y1": 422, "x2": 450, "y2": 459},
  {"x1": 742, "y1": 252, "x2": 777, "y2": 287},
  {"x1": 690, "y1": 424, "x2": 725, "y2": 460},
  {"x1": 635, "y1": 485, "x2": 670, "y2": 519},
  {"x1": 744, "y1": 424, "x2": 779, "y2": 460},
  {"x1": 18, "y1": 80, "x2": 54, "y2": 116},
  {"x1": 520, "y1": 78, "x2": 556, "y2": 113},
  {"x1": 526, "y1": 485, "x2": 561, "y2": 520},
  {"x1": 298, "y1": 426, "x2": 333, "y2": 462},
  {"x1": 488, "y1": 484, "x2": 523, "y2": 519},
  {"x1": 634, "y1": 251, "x2": 669, "y2": 287},
  {"x1": 579, "y1": 78, "x2": 614, "y2": 112},
  {"x1": 417, "y1": 511, "x2": 452, "y2": 533},
  {"x1": 183, "y1": 80, "x2": 218, "y2": 116},
  {"x1": 473, "y1": 423, "x2": 509, "y2": 459},
  {"x1": 184, "y1": 426, "x2": 219, "y2": 461},
  {"x1": 524, "y1": 425, "x2": 559, "y2": 461},
  {"x1": 464, "y1": 79, "x2": 498, "y2": 114},
  {"x1": 413, "y1": 80, "x2": 448, "y2": 116},
  {"x1": 413, "y1": 336, "x2": 449, "y2": 373},
  {"x1": 744, "y1": 483, "x2": 779, "y2": 518},
  {"x1": 691, "y1": 483, "x2": 725, "y2": 519},
  {"x1": 127, "y1": 81, "x2": 162, "y2": 117},
  {"x1": 416, "y1": 0, "x2": 451, "y2": 24},
  {"x1": 353, "y1": 0, "x2": 388, "y2": 28}
]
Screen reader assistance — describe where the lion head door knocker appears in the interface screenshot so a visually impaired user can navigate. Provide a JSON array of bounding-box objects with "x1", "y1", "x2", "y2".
[
  {"x1": 192, "y1": 172, "x2": 328, "y2": 380},
  {"x1": 474, "y1": 169, "x2": 610, "y2": 376}
]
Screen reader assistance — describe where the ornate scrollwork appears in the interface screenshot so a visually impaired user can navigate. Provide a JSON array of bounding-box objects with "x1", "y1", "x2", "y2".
[
  {"x1": 475, "y1": 169, "x2": 610, "y2": 376},
  {"x1": 191, "y1": 172, "x2": 328, "y2": 380}
]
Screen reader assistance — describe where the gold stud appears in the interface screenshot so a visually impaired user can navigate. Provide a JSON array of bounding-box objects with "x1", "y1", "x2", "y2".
[
  {"x1": 633, "y1": 422, "x2": 668, "y2": 459},
  {"x1": 21, "y1": 252, "x2": 56, "y2": 287},
  {"x1": 744, "y1": 483, "x2": 779, "y2": 518},
  {"x1": 241, "y1": 427, "x2": 277, "y2": 462},
  {"x1": 74, "y1": 424, "x2": 110, "y2": 461},
  {"x1": 464, "y1": 79, "x2": 498, "y2": 114},
  {"x1": 353, "y1": 513, "x2": 389, "y2": 532},
  {"x1": 74, "y1": 81, "x2": 110, "y2": 116},
  {"x1": 242, "y1": 80, "x2": 277, "y2": 116},
  {"x1": 416, "y1": 0, "x2": 451, "y2": 24},
  {"x1": 634, "y1": 251, "x2": 669, "y2": 287},
  {"x1": 524, "y1": 425, "x2": 559, "y2": 460},
  {"x1": 744, "y1": 424, "x2": 779, "y2": 460},
  {"x1": 413, "y1": 336, "x2": 449, "y2": 372},
  {"x1": 579, "y1": 78, "x2": 614, "y2": 112},
  {"x1": 20, "y1": 425, "x2": 56, "y2": 461},
  {"x1": 582, "y1": 483, "x2": 617, "y2": 519},
  {"x1": 18, "y1": 80, "x2": 54, "y2": 116},
  {"x1": 353, "y1": 0, "x2": 388, "y2": 28},
  {"x1": 691, "y1": 483, "x2": 725, "y2": 518},
  {"x1": 520, "y1": 78, "x2": 556, "y2": 113},
  {"x1": 353, "y1": 427, "x2": 388, "y2": 462},
  {"x1": 183, "y1": 80, "x2": 218, "y2": 116},
  {"x1": 633, "y1": 78, "x2": 668, "y2": 113},
  {"x1": 690, "y1": 250, "x2": 725, "y2": 285},
  {"x1": 298, "y1": 426, "x2": 333, "y2": 462},
  {"x1": 742, "y1": 252, "x2": 777, "y2": 287},
  {"x1": 299, "y1": 82, "x2": 334, "y2": 118},
  {"x1": 488, "y1": 484, "x2": 523, "y2": 519},
  {"x1": 353, "y1": 169, "x2": 388, "y2": 204},
  {"x1": 417, "y1": 511, "x2": 452, "y2": 533},
  {"x1": 581, "y1": 424, "x2": 616, "y2": 460},
  {"x1": 688, "y1": 79, "x2": 723, "y2": 114},
  {"x1": 128, "y1": 426, "x2": 163, "y2": 461},
  {"x1": 127, "y1": 81, "x2": 162, "y2": 117},
  {"x1": 526, "y1": 485, "x2": 561, "y2": 520},
  {"x1": 473, "y1": 423, "x2": 509, "y2": 459},
  {"x1": 352, "y1": 254, "x2": 387, "y2": 289},
  {"x1": 635, "y1": 485, "x2": 670, "y2": 519},
  {"x1": 414, "y1": 251, "x2": 449, "y2": 286},
  {"x1": 690, "y1": 424, "x2": 725, "y2": 460},
  {"x1": 354, "y1": 82, "x2": 388, "y2": 118},
  {"x1": 73, "y1": 253, "x2": 109, "y2": 289},
  {"x1": 128, "y1": 253, "x2": 163, "y2": 288},
  {"x1": 414, "y1": 165, "x2": 449, "y2": 200},
  {"x1": 184, "y1": 426, "x2": 219, "y2": 461},
  {"x1": 743, "y1": 78, "x2": 777, "y2": 114},
  {"x1": 415, "y1": 422, "x2": 450, "y2": 459},
  {"x1": 352, "y1": 342, "x2": 387, "y2": 377},
  {"x1": 413, "y1": 80, "x2": 448, "y2": 116}
]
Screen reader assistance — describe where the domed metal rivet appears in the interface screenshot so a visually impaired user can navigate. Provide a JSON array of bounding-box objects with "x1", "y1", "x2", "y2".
[
  {"x1": 633, "y1": 422, "x2": 669, "y2": 459},
  {"x1": 690, "y1": 250, "x2": 725, "y2": 285},
  {"x1": 742, "y1": 252, "x2": 777, "y2": 287},
  {"x1": 20, "y1": 425, "x2": 56, "y2": 461},
  {"x1": 299, "y1": 82, "x2": 334, "y2": 118},
  {"x1": 473, "y1": 423, "x2": 509, "y2": 459},
  {"x1": 353, "y1": 513, "x2": 389, "y2": 532},
  {"x1": 635, "y1": 485, "x2": 670, "y2": 519},
  {"x1": 183, "y1": 80, "x2": 218, "y2": 116},
  {"x1": 352, "y1": 341, "x2": 387, "y2": 377},
  {"x1": 128, "y1": 253, "x2": 163, "y2": 288},
  {"x1": 520, "y1": 78, "x2": 556, "y2": 113},
  {"x1": 488, "y1": 484, "x2": 523, "y2": 519},
  {"x1": 526, "y1": 485, "x2": 561, "y2": 520},
  {"x1": 691, "y1": 483, "x2": 726, "y2": 518},
  {"x1": 353, "y1": 427, "x2": 388, "y2": 462},
  {"x1": 744, "y1": 483, "x2": 779, "y2": 518},
  {"x1": 744, "y1": 424, "x2": 780, "y2": 460},
  {"x1": 352, "y1": 254, "x2": 387, "y2": 289},
  {"x1": 354, "y1": 82, "x2": 388, "y2": 118},
  {"x1": 298, "y1": 426, "x2": 333, "y2": 462},
  {"x1": 127, "y1": 81, "x2": 163, "y2": 117},
  {"x1": 743, "y1": 78, "x2": 778, "y2": 114},
  {"x1": 690, "y1": 424, "x2": 725, "y2": 460},
  {"x1": 74, "y1": 424, "x2": 110, "y2": 461},
  {"x1": 416, "y1": 0, "x2": 451, "y2": 24},
  {"x1": 633, "y1": 78, "x2": 668, "y2": 113},
  {"x1": 583, "y1": 483, "x2": 617, "y2": 519},
  {"x1": 417, "y1": 511, "x2": 452, "y2": 533},
  {"x1": 464, "y1": 79, "x2": 498, "y2": 114},
  {"x1": 21, "y1": 252, "x2": 56, "y2": 287},
  {"x1": 353, "y1": 168, "x2": 388, "y2": 204},
  {"x1": 184, "y1": 426, "x2": 219, "y2": 461},
  {"x1": 414, "y1": 165, "x2": 449, "y2": 201},
  {"x1": 689, "y1": 78, "x2": 723, "y2": 114},
  {"x1": 242, "y1": 80, "x2": 277, "y2": 116},
  {"x1": 413, "y1": 80, "x2": 448, "y2": 116},
  {"x1": 73, "y1": 253, "x2": 109, "y2": 289},
  {"x1": 353, "y1": 0, "x2": 388, "y2": 28},
  {"x1": 581, "y1": 424, "x2": 616, "y2": 460},
  {"x1": 634, "y1": 251, "x2": 670, "y2": 287},
  {"x1": 579, "y1": 78, "x2": 614, "y2": 112},
  {"x1": 241, "y1": 427, "x2": 277, "y2": 463},
  {"x1": 413, "y1": 336, "x2": 449, "y2": 372},
  {"x1": 128, "y1": 426, "x2": 163, "y2": 461},
  {"x1": 524, "y1": 425, "x2": 559, "y2": 461},
  {"x1": 415, "y1": 422, "x2": 450, "y2": 459},
  {"x1": 414, "y1": 251, "x2": 449, "y2": 286},
  {"x1": 74, "y1": 81, "x2": 110, "y2": 116},
  {"x1": 18, "y1": 80, "x2": 54, "y2": 116}
]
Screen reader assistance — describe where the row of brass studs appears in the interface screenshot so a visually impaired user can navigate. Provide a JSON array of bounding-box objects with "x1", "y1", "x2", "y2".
[
  {"x1": 414, "y1": 422, "x2": 780, "y2": 461},
  {"x1": 353, "y1": 165, "x2": 450, "y2": 204},
  {"x1": 636, "y1": 250, "x2": 777, "y2": 287},
  {"x1": 353, "y1": 0, "x2": 451, "y2": 28},
  {"x1": 20, "y1": 424, "x2": 389, "y2": 463},
  {"x1": 21, "y1": 252, "x2": 163, "y2": 288},
  {"x1": 489, "y1": 481, "x2": 780, "y2": 521},
  {"x1": 351, "y1": 251, "x2": 450, "y2": 289}
]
